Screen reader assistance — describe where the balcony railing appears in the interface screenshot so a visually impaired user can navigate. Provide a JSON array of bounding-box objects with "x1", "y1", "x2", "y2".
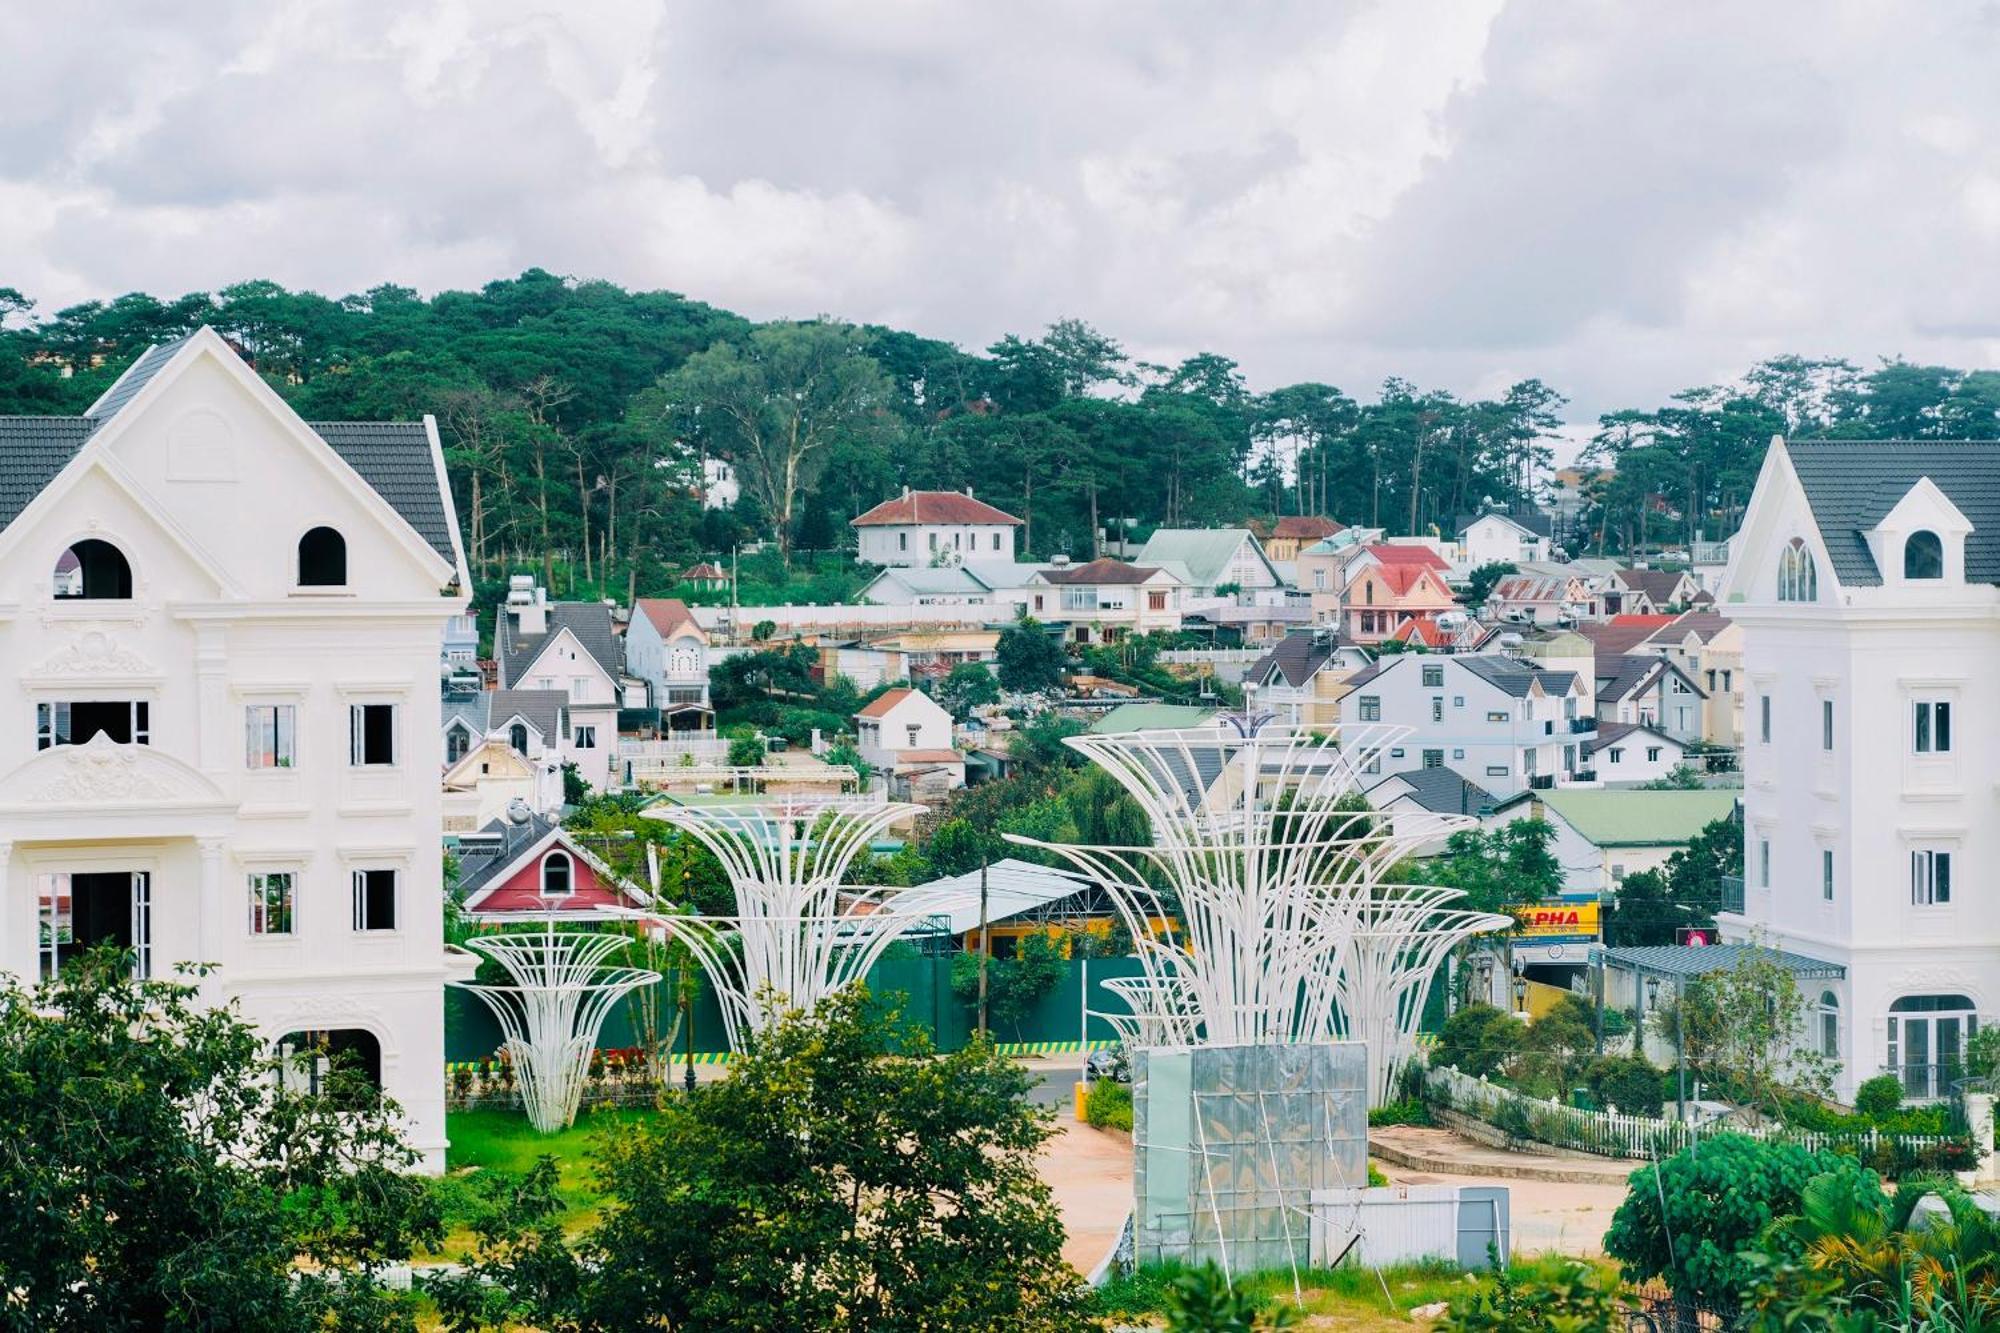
[
  {"x1": 1883, "y1": 1062, "x2": 1967, "y2": 1102},
  {"x1": 1527, "y1": 774, "x2": 1555, "y2": 791},
  {"x1": 1569, "y1": 717, "x2": 1597, "y2": 734},
  {"x1": 1720, "y1": 874, "x2": 1745, "y2": 915}
]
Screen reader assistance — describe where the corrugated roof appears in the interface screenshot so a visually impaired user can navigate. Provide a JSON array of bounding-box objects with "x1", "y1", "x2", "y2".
[
  {"x1": 1533, "y1": 788, "x2": 1738, "y2": 846},
  {"x1": 1135, "y1": 528, "x2": 1271, "y2": 588},
  {"x1": 1784, "y1": 439, "x2": 2000, "y2": 586},
  {"x1": 896, "y1": 857, "x2": 1095, "y2": 935},
  {"x1": 851, "y1": 490, "x2": 1024, "y2": 527},
  {"x1": 1602, "y1": 943, "x2": 1844, "y2": 980},
  {"x1": 456, "y1": 812, "x2": 564, "y2": 897},
  {"x1": 1088, "y1": 702, "x2": 1218, "y2": 734}
]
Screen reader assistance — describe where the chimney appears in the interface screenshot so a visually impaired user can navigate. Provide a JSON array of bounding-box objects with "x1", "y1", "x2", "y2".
[
  {"x1": 513, "y1": 580, "x2": 548, "y2": 636},
  {"x1": 901, "y1": 484, "x2": 911, "y2": 499}
]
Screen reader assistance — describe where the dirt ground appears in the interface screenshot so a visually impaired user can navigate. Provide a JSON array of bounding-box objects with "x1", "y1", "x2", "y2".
[{"x1": 1038, "y1": 1118, "x2": 1134, "y2": 1274}]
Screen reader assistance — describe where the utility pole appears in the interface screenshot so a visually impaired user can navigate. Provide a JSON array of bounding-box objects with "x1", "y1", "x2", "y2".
[
  {"x1": 976, "y1": 859, "x2": 991, "y2": 1038},
  {"x1": 682, "y1": 980, "x2": 697, "y2": 1094}
]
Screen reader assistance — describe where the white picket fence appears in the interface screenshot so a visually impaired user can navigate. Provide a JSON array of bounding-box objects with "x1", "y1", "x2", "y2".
[{"x1": 1423, "y1": 1064, "x2": 1971, "y2": 1166}]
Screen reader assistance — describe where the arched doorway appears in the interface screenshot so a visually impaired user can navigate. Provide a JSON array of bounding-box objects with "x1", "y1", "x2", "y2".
[{"x1": 1888, "y1": 994, "x2": 1976, "y2": 1099}]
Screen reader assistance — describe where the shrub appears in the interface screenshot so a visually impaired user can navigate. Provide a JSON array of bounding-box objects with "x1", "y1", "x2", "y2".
[
  {"x1": 1368, "y1": 1099, "x2": 1432, "y2": 1128},
  {"x1": 1436, "y1": 1003, "x2": 1526, "y2": 1079},
  {"x1": 1853, "y1": 1073, "x2": 1903, "y2": 1118},
  {"x1": 1084, "y1": 1078, "x2": 1133, "y2": 1132},
  {"x1": 1585, "y1": 1055, "x2": 1664, "y2": 1117},
  {"x1": 726, "y1": 734, "x2": 766, "y2": 767}
]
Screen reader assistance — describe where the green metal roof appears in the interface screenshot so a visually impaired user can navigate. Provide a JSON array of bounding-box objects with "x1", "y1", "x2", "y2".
[
  {"x1": 1134, "y1": 528, "x2": 1271, "y2": 588},
  {"x1": 1087, "y1": 703, "x2": 1219, "y2": 734},
  {"x1": 1601, "y1": 943, "x2": 1844, "y2": 981},
  {"x1": 1532, "y1": 788, "x2": 1738, "y2": 846}
]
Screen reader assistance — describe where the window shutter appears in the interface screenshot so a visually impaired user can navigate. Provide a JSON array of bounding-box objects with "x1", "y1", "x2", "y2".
[
  {"x1": 1938, "y1": 702, "x2": 1952, "y2": 752},
  {"x1": 351, "y1": 870, "x2": 364, "y2": 930}
]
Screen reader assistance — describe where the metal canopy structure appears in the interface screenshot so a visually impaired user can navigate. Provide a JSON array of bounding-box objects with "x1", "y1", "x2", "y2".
[
  {"x1": 644, "y1": 796, "x2": 943, "y2": 1049},
  {"x1": 1009, "y1": 717, "x2": 1511, "y2": 1106},
  {"x1": 450, "y1": 914, "x2": 659, "y2": 1133},
  {"x1": 1599, "y1": 942, "x2": 1847, "y2": 981}
]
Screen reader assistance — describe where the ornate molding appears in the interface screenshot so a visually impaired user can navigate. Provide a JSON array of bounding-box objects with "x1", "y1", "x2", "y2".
[
  {"x1": 28, "y1": 629, "x2": 160, "y2": 679},
  {"x1": 29, "y1": 741, "x2": 177, "y2": 803}
]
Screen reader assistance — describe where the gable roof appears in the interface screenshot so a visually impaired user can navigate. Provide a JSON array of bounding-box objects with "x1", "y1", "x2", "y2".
[
  {"x1": 1458, "y1": 654, "x2": 1577, "y2": 697},
  {"x1": 0, "y1": 413, "x2": 457, "y2": 565},
  {"x1": 1587, "y1": 719, "x2": 1681, "y2": 753},
  {"x1": 1368, "y1": 543, "x2": 1452, "y2": 571},
  {"x1": 1489, "y1": 574, "x2": 1571, "y2": 604},
  {"x1": 490, "y1": 688, "x2": 566, "y2": 740},
  {"x1": 1036, "y1": 557, "x2": 1166, "y2": 586},
  {"x1": 1646, "y1": 609, "x2": 1732, "y2": 647},
  {"x1": 497, "y1": 602, "x2": 622, "y2": 685},
  {"x1": 1576, "y1": 615, "x2": 1678, "y2": 657},
  {"x1": 1247, "y1": 629, "x2": 1353, "y2": 687},
  {"x1": 1387, "y1": 617, "x2": 1446, "y2": 647},
  {"x1": 84, "y1": 336, "x2": 191, "y2": 419},
  {"x1": 1527, "y1": 788, "x2": 1738, "y2": 846},
  {"x1": 1787, "y1": 439, "x2": 2000, "y2": 587},
  {"x1": 1455, "y1": 507, "x2": 1552, "y2": 540},
  {"x1": 456, "y1": 812, "x2": 650, "y2": 910},
  {"x1": 1134, "y1": 528, "x2": 1274, "y2": 588},
  {"x1": 636, "y1": 597, "x2": 702, "y2": 639},
  {"x1": 683, "y1": 561, "x2": 726, "y2": 580},
  {"x1": 858, "y1": 686, "x2": 921, "y2": 719},
  {"x1": 443, "y1": 690, "x2": 494, "y2": 736},
  {"x1": 1613, "y1": 568, "x2": 1694, "y2": 603},
  {"x1": 1371, "y1": 767, "x2": 1496, "y2": 816},
  {"x1": 862, "y1": 566, "x2": 992, "y2": 597},
  {"x1": 1595, "y1": 653, "x2": 1705, "y2": 704},
  {"x1": 852, "y1": 490, "x2": 1023, "y2": 527},
  {"x1": 1088, "y1": 702, "x2": 1218, "y2": 733},
  {"x1": 1273, "y1": 515, "x2": 1342, "y2": 541}
]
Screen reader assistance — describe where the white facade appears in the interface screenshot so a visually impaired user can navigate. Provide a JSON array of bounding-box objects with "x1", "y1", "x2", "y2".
[
  {"x1": 858, "y1": 520, "x2": 1016, "y2": 568},
  {"x1": 1590, "y1": 724, "x2": 1685, "y2": 785},
  {"x1": 1336, "y1": 654, "x2": 1594, "y2": 799},
  {"x1": 854, "y1": 687, "x2": 954, "y2": 767},
  {"x1": 624, "y1": 599, "x2": 711, "y2": 722},
  {"x1": 1460, "y1": 513, "x2": 1552, "y2": 570},
  {"x1": 0, "y1": 330, "x2": 467, "y2": 1169},
  {"x1": 1721, "y1": 436, "x2": 1999, "y2": 1102},
  {"x1": 1022, "y1": 560, "x2": 1186, "y2": 643},
  {"x1": 495, "y1": 587, "x2": 620, "y2": 794}
]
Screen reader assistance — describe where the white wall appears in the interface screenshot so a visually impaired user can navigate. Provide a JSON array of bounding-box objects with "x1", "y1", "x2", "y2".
[{"x1": 858, "y1": 523, "x2": 1015, "y2": 567}]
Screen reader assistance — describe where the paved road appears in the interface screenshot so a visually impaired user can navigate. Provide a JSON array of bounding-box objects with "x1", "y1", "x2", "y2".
[{"x1": 1028, "y1": 1066, "x2": 1086, "y2": 1107}]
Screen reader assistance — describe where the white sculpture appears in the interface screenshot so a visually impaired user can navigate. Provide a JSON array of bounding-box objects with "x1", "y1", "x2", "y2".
[
  {"x1": 1011, "y1": 717, "x2": 1509, "y2": 1105},
  {"x1": 452, "y1": 917, "x2": 659, "y2": 1133},
  {"x1": 645, "y1": 797, "x2": 944, "y2": 1049}
]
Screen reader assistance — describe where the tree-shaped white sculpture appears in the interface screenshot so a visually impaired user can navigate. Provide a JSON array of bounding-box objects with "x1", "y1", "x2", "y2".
[
  {"x1": 451, "y1": 916, "x2": 660, "y2": 1132},
  {"x1": 645, "y1": 797, "x2": 941, "y2": 1049},
  {"x1": 1010, "y1": 717, "x2": 1510, "y2": 1104}
]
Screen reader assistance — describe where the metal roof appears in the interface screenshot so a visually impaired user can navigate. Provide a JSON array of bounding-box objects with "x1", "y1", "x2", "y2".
[
  {"x1": 1600, "y1": 943, "x2": 1845, "y2": 981},
  {"x1": 896, "y1": 857, "x2": 1097, "y2": 935},
  {"x1": 1134, "y1": 528, "x2": 1275, "y2": 588},
  {"x1": 1528, "y1": 788, "x2": 1739, "y2": 846},
  {"x1": 1088, "y1": 702, "x2": 1218, "y2": 734}
]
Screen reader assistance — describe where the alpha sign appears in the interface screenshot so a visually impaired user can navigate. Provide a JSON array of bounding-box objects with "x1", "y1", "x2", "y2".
[{"x1": 1507, "y1": 901, "x2": 1601, "y2": 942}]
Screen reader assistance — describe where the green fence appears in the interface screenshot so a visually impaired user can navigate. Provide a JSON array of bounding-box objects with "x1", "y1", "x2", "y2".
[{"x1": 445, "y1": 954, "x2": 1451, "y2": 1063}]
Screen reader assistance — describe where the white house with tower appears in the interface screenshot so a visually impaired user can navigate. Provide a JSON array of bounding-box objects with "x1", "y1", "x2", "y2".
[{"x1": 0, "y1": 329, "x2": 468, "y2": 1168}]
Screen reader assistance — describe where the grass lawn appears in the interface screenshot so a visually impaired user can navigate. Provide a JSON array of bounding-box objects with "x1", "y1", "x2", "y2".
[
  {"x1": 425, "y1": 1104, "x2": 671, "y2": 1260},
  {"x1": 1092, "y1": 1254, "x2": 1620, "y2": 1331}
]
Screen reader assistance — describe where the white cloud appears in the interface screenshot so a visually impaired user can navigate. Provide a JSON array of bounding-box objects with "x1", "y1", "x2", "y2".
[{"x1": 6, "y1": 0, "x2": 2000, "y2": 420}]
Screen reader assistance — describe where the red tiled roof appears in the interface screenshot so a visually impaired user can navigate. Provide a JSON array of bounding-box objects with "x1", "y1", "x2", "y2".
[
  {"x1": 1388, "y1": 617, "x2": 1445, "y2": 646},
  {"x1": 1037, "y1": 558, "x2": 1162, "y2": 586},
  {"x1": 636, "y1": 597, "x2": 700, "y2": 637},
  {"x1": 851, "y1": 490, "x2": 1024, "y2": 527},
  {"x1": 1367, "y1": 543, "x2": 1451, "y2": 571},
  {"x1": 857, "y1": 687, "x2": 917, "y2": 719},
  {"x1": 1273, "y1": 515, "x2": 1342, "y2": 540},
  {"x1": 683, "y1": 562, "x2": 726, "y2": 580}
]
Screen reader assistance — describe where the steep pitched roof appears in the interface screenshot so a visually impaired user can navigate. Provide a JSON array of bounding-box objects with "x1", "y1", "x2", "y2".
[
  {"x1": 1368, "y1": 543, "x2": 1452, "y2": 570},
  {"x1": 1646, "y1": 609, "x2": 1732, "y2": 647},
  {"x1": 851, "y1": 490, "x2": 1023, "y2": 527},
  {"x1": 1455, "y1": 507, "x2": 1552, "y2": 540},
  {"x1": 0, "y1": 412, "x2": 456, "y2": 564},
  {"x1": 1576, "y1": 615, "x2": 1678, "y2": 657},
  {"x1": 683, "y1": 561, "x2": 727, "y2": 580},
  {"x1": 1613, "y1": 568, "x2": 1694, "y2": 603},
  {"x1": 1037, "y1": 558, "x2": 1165, "y2": 586},
  {"x1": 858, "y1": 686, "x2": 919, "y2": 719},
  {"x1": 84, "y1": 336, "x2": 191, "y2": 419},
  {"x1": 1372, "y1": 767, "x2": 1496, "y2": 816},
  {"x1": 490, "y1": 689, "x2": 567, "y2": 740},
  {"x1": 1134, "y1": 528, "x2": 1274, "y2": 588},
  {"x1": 1787, "y1": 439, "x2": 2000, "y2": 587},
  {"x1": 497, "y1": 602, "x2": 622, "y2": 685},
  {"x1": 636, "y1": 597, "x2": 702, "y2": 639},
  {"x1": 1387, "y1": 617, "x2": 1446, "y2": 647},
  {"x1": 1273, "y1": 515, "x2": 1342, "y2": 541},
  {"x1": 442, "y1": 691, "x2": 494, "y2": 736},
  {"x1": 1458, "y1": 654, "x2": 1577, "y2": 697},
  {"x1": 1247, "y1": 629, "x2": 1351, "y2": 687},
  {"x1": 1595, "y1": 654, "x2": 1704, "y2": 703}
]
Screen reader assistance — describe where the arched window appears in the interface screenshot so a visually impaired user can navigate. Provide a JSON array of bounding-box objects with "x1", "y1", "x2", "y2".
[
  {"x1": 508, "y1": 723, "x2": 529, "y2": 755},
  {"x1": 53, "y1": 539, "x2": 132, "y2": 599},
  {"x1": 445, "y1": 724, "x2": 470, "y2": 765},
  {"x1": 1777, "y1": 538, "x2": 1817, "y2": 602},
  {"x1": 1888, "y1": 994, "x2": 1978, "y2": 1100},
  {"x1": 297, "y1": 526, "x2": 347, "y2": 587},
  {"x1": 540, "y1": 850, "x2": 573, "y2": 898},
  {"x1": 1904, "y1": 530, "x2": 1944, "y2": 580},
  {"x1": 1819, "y1": 990, "x2": 1839, "y2": 1059},
  {"x1": 277, "y1": 1028, "x2": 383, "y2": 1106}
]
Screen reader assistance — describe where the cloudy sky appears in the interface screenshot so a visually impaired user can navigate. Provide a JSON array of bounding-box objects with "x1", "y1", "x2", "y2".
[{"x1": 8, "y1": 1, "x2": 2000, "y2": 423}]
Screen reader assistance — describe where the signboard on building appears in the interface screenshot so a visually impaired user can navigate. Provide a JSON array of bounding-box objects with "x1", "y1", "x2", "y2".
[{"x1": 1507, "y1": 901, "x2": 1600, "y2": 943}]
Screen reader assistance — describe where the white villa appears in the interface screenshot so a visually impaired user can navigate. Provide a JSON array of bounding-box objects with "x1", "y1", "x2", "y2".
[
  {"x1": 493, "y1": 582, "x2": 621, "y2": 794},
  {"x1": 0, "y1": 329, "x2": 468, "y2": 1169},
  {"x1": 1720, "y1": 435, "x2": 2000, "y2": 1102},
  {"x1": 850, "y1": 488, "x2": 1023, "y2": 568},
  {"x1": 625, "y1": 597, "x2": 712, "y2": 730}
]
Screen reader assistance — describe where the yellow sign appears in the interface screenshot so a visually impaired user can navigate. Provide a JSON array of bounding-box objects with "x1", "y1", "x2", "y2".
[{"x1": 1507, "y1": 901, "x2": 1600, "y2": 940}]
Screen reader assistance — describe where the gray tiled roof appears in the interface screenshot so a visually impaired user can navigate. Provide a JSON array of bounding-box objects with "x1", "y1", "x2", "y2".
[
  {"x1": 0, "y1": 418, "x2": 97, "y2": 533},
  {"x1": 1457, "y1": 655, "x2": 1576, "y2": 698},
  {"x1": 456, "y1": 812, "x2": 563, "y2": 897},
  {"x1": 496, "y1": 602, "x2": 623, "y2": 686},
  {"x1": 1455, "y1": 506, "x2": 1552, "y2": 540},
  {"x1": 1247, "y1": 629, "x2": 1348, "y2": 688},
  {"x1": 1788, "y1": 439, "x2": 2000, "y2": 587},
  {"x1": 308, "y1": 421, "x2": 457, "y2": 567},
  {"x1": 84, "y1": 337, "x2": 190, "y2": 420},
  {"x1": 0, "y1": 409, "x2": 456, "y2": 569},
  {"x1": 490, "y1": 689, "x2": 567, "y2": 741},
  {"x1": 442, "y1": 691, "x2": 494, "y2": 736},
  {"x1": 1373, "y1": 767, "x2": 1496, "y2": 816}
]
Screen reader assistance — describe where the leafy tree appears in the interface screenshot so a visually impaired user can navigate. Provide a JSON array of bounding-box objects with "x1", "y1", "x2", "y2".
[
  {"x1": 937, "y1": 660, "x2": 1000, "y2": 718},
  {"x1": 709, "y1": 642, "x2": 818, "y2": 713},
  {"x1": 726, "y1": 733, "x2": 767, "y2": 767},
  {"x1": 1606, "y1": 1136, "x2": 1866, "y2": 1308},
  {"x1": 925, "y1": 817, "x2": 996, "y2": 876},
  {"x1": 951, "y1": 931, "x2": 1068, "y2": 1037},
  {"x1": 995, "y1": 618, "x2": 1068, "y2": 694},
  {"x1": 1639, "y1": 763, "x2": 1705, "y2": 790},
  {"x1": 1602, "y1": 869, "x2": 1701, "y2": 947},
  {"x1": 1649, "y1": 945, "x2": 1834, "y2": 1110},
  {"x1": 0, "y1": 948, "x2": 442, "y2": 1330},
  {"x1": 1463, "y1": 560, "x2": 1519, "y2": 606},
  {"x1": 560, "y1": 759, "x2": 590, "y2": 804},
  {"x1": 1584, "y1": 1055, "x2": 1663, "y2": 1116},
  {"x1": 654, "y1": 321, "x2": 898, "y2": 561},
  {"x1": 1435, "y1": 1003, "x2": 1526, "y2": 1078},
  {"x1": 1160, "y1": 1262, "x2": 1298, "y2": 1331},
  {"x1": 434, "y1": 987, "x2": 1087, "y2": 1331},
  {"x1": 1428, "y1": 820, "x2": 1563, "y2": 915}
]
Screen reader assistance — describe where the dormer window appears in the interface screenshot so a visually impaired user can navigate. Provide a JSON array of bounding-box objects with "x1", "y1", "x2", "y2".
[
  {"x1": 1777, "y1": 538, "x2": 1817, "y2": 602},
  {"x1": 1904, "y1": 530, "x2": 1944, "y2": 580}
]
